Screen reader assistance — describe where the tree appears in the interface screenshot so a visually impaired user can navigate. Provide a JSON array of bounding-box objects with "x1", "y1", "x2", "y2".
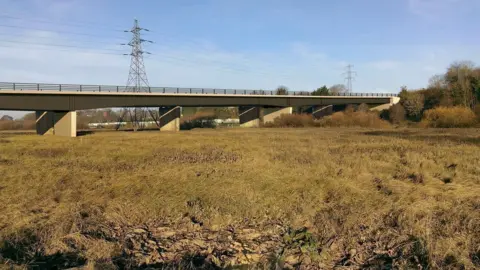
[
  {"x1": 399, "y1": 88, "x2": 424, "y2": 120},
  {"x1": 428, "y1": 74, "x2": 447, "y2": 89},
  {"x1": 22, "y1": 113, "x2": 36, "y2": 121},
  {"x1": 329, "y1": 84, "x2": 348, "y2": 95},
  {"x1": 444, "y1": 61, "x2": 479, "y2": 109},
  {"x1": 312, "y1": 85, "x2": 330, "y2": 96},
  {"x1": 388, "y1": 104, "x2": 406, "y2": 124},
  {"x1": 275, "y1": 86, "x2": 288, "y2": 95},
  {"x1": 0, "y1": 115, "x2": 13, "y2": 121}
]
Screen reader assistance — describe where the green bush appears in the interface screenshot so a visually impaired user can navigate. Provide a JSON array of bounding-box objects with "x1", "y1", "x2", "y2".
[{"x1": 421, "y1": 106, "x2": 477, "y2": 128}]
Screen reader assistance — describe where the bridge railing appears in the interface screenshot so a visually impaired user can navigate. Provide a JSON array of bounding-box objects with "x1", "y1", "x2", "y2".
[{"x1": 0, "y1": 82, "x2": 398, "y2": 97}]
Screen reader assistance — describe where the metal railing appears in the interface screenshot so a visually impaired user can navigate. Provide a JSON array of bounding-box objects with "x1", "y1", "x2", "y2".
[{"x1": 0, "y1": 82, "x2": 398, "y2": 97}]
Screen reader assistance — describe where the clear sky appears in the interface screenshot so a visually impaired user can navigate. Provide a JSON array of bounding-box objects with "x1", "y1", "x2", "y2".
[{"x1": 0, "y1": 0, "x2": 479, "y2": 118}]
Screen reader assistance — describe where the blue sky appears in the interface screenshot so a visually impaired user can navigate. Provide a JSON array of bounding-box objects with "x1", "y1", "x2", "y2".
[{"x1": 0, "y1": 0, "x2": 479, "y2": 117}]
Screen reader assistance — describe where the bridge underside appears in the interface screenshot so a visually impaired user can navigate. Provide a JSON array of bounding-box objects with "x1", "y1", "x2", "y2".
[{"x1": 0, "y1": 91, "x2": 398, "y2": 137}]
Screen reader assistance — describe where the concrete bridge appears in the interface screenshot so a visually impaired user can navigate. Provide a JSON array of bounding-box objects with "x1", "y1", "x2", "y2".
[{"x1": 0, "y1": 82, "x2": 399, "y2": 137}]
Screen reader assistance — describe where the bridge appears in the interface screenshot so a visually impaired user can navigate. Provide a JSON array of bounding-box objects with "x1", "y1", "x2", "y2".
[{"x1": 0, "y1": 82, "x2": 400, "y2": 137}]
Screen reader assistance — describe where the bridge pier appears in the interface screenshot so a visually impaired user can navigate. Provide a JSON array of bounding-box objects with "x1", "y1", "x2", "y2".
[
  {"x1": 239, "y1": 106, "x2": 261, "y2": 127},
  {"x1": 263, "y1": 107, "x2": 293, "y2": 124},
  {"x1": 35, "y1": 111, "x2": 77, "y2": 137},
  {"x1": 159, "y1": 106, "x2": 181, "y2": 131}
]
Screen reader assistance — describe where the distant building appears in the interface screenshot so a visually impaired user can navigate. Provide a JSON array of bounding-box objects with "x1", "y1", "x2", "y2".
[{"x1": 0, "y1": 115, "x2": 13, "y2": 121}]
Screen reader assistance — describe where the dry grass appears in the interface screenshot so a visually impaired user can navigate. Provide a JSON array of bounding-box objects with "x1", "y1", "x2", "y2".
[
  {"x1": 0, "y1": 128, "x2": 479, "y2": 269},
  {"x1": 319, "y1": 111, "x2": 391, "y2": 128}
]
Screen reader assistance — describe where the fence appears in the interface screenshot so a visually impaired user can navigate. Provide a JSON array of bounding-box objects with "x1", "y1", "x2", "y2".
[{"x1": 0, "y1": 82, "x2": 398, "y2": 97}]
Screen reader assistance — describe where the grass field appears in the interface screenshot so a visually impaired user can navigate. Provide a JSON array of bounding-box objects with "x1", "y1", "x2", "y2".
[{"x1": 0, "y1": 128, "x2": 479, "y2": 269}]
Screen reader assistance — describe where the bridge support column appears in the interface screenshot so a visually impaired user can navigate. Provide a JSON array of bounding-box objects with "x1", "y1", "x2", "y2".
[
  {"x1": 35, "y1": 111, "x2": 77, "y2": 137},
  {"x1": 310, "y1": 105, "x2": 334, "y2": 119},
  {"x1": 263, "y1": 107, "x2": 293, "y2": 124},
  {"x1": 239, "y1": 106, "x2": 261, "y2": 127},
  {"x1": 159, "y1": 106, "x2": 181, "y2": 131}
]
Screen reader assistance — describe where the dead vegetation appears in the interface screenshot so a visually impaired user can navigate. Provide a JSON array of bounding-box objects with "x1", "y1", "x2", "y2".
[{"x1": 0, "y1": 128, "x2": 479, "y2": 269}]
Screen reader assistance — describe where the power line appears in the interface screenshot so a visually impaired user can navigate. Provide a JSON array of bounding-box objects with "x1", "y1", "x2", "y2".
[
  {"x1": 0, "y1": 13, "x2": 126, "y2": 30},
  {"x1": 0, "y1": 39, "x2": 124, "y2": 52},
  {"x1": 0, "y1": 43, "x2": 123, "y2": 56},
  {"x1": 0, "y1": 31, "x2": 123, "y2": 46},
  {"x1": 0, "y1": 14, "x2": 125, "y2": 32},
  {"x1": 343, "y1": 64, "x2": 357, "y2": 93},
  {"x1": 0, "y1": 24, "x2": 126, "y2": 40}
]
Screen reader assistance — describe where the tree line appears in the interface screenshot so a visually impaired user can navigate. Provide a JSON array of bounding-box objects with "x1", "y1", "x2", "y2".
[{"x1": 387, "y1": 61, "x2": 480, "y2": 125}]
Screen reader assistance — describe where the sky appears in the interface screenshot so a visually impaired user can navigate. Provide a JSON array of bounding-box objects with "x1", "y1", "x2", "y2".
[{"x1": 0, "y1": 0, "x2": 479, "y2": 118}]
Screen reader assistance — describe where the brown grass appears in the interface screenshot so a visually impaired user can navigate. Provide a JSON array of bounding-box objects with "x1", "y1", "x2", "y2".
[
  {"x1": 263, "y1": 114, "x2": 315, "y2": 127},
  {"x1": 318, "y1": 111, "x2": 391, "y2": 128},
  {"x1": 0, "y1": 128, "x2": 479, "y2": 269}
]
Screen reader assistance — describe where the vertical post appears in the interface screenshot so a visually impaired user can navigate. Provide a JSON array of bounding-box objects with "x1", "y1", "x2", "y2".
[
  {"x1": 37, "y1": 84, "x2": 40, "y2": 91},
  {"x1": 59, "y1": 84, "x2": 62, "y2": 92},
  {"x1": 177, "y1": 88, "x2": 179, "y2": 93},
  {"x1": 224, "y1": 89, "x2": 226, "y2": 94},
  {"x1": 244, "y1": 90, "x2": 246, "y2": 95},
  {"x1": 213, "y1": 89, "x2": 216, "y2": 94},
  {"x1": 202, "y1": 89, "x2": 204, "y2": 94},
  {"x1": 148, "y1": 86, "x2": 151, "y2": 92},
  {"x1": 13, "y1": 83, "x2": 15, "y2": 91},
  {"x1": 190, "y1": 88, "x2": 192, "y2": 94},
  {"x1": 80, "y1": 85, "x2": 82, "y2": 92},
  {"x1": 163, "y1": 87, "x2": 165, "y2": 93},
  {"x1": 116, "y1": 86, "x2": 119, "y2": 92},
  {"x1": 99, "y1": 85, "x2": 101, "y2": 92}
]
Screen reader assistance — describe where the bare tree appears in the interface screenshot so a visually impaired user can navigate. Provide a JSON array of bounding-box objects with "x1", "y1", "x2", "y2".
[{"x1": 329, "y1": 84, "x2": 348, "y2": 95}]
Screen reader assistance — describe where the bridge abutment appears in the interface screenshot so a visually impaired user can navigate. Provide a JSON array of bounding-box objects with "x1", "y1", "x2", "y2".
[
  {"x1": 159, "y1": 106, "x2": 181, "y2": 131},
  {"x1": 370, "y1": 97, "x2": 401, "y2": 111},
  {"x1": 263, "y1": 107, "x2": 293, "y2": 124},
  {"x1": 35, "y1": 111, "x2": 77, "y2": 137}
]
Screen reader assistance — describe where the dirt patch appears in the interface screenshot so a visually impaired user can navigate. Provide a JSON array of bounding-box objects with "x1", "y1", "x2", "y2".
[
  {"x1": 29, "y1": 148, "x2": 69, "y2": 158},
  {"x1": 152, "y1": 147, "x2": 240, "y2": 164}
]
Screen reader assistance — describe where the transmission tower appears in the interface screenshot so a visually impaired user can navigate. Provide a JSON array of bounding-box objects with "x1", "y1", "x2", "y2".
[
  {"x1": 343, "y1": 64, "x2": 357, "y2": 93},
  {"x1": 118, "y1": 19, "x2": 158, "y2": 131}
]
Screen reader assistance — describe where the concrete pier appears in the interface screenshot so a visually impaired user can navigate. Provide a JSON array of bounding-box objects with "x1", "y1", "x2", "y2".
[
  {"x1": 159, "y1": 106, "x2": 181, "y2": 131},
  {"x1": 263, "y1": 107, "x2": 293, "y2": 124},
  {"x1": 35, "y1": 111, "x2": 77, "y2": 137},
  {"x1": 239, "y1": 106, "x2": 261, "y2": 127}
]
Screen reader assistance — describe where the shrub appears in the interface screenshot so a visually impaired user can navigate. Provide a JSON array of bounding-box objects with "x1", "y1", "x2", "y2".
[
  {"x1": 422, "y1": 106, "x2": 477, "y2": 128},
  {"x1": 357, "y1": 103, "x2": 370, "y2": 112},
  {"x1": 388, "y1": 104, "x2": 406, "y2": 124},
  {"x1": 344, "y1": 104, "x2": 355, "y2": 114},
  {"x1": 264, "y1": 114, "x2": 314, "y2": 128},
  {"x1": 475, "y1": 104, "x2": 480, "y2": 121},
  {"x1": 318, "y1": 111, "x2": 390, "y2": 128}
]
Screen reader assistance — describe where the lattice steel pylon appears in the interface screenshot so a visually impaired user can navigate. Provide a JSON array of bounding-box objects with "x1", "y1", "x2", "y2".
[{"x1": 117, "y1": 19, "x2": 159, "y2": 131}]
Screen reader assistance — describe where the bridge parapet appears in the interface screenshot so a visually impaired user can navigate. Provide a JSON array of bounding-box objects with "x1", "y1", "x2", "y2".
[{"x1": 0, "y1": 82, "x2": 398, "y2": 97}]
